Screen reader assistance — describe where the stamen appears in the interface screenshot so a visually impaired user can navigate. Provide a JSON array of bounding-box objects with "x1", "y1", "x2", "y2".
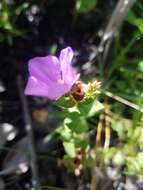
[{"x1": 60, "y1": 71, "x2": 63, "y2": 80}]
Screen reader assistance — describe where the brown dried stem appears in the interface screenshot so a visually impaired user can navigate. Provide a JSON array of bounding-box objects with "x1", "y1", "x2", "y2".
[
  {"x1": 104, "y1": 103, "x2": 111, "y2": 149},
  {"x1": 90, "y1": 114, "x2": 104, "y2": 190}
]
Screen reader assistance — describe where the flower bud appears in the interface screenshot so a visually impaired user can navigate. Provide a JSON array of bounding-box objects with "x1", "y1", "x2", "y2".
[
  {"x1": 73, "y1": 158, "x2": 81, "y2": 166},
  {"x1": 75, "y1": 148, "x2": 85, "y2": 160},
  {"x1": 71, "y1": 81, "x2": 85, "y2": 101}
]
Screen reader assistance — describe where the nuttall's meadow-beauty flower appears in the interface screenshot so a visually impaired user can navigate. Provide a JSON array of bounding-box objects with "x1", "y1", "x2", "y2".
[{"x1": 24, "y1": 47, "x2": 80, "y2": 100}]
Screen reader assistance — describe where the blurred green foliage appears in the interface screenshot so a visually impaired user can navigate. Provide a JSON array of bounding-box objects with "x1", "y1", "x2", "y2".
[
  {"x1": 100, "y1": 2, "x2": 143, "y2": 177},
  {"x1": 75, "y1": 0, "x2": 96, "y2": 13},
  {"x1": 0, "y1": 1, "x2": 28, "y2": 44},
  {"x1": 0, "y1": 0, "x2": 143, "y2": 184},
  {"x1": 127, "y1": 10, "x2": 143, "y2": 33},
  {"x1": 0, "y1": 0, "x2": 97, "y2": 45}
]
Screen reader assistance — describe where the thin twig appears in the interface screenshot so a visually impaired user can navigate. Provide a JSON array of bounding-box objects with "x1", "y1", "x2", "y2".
[
  {"x1": 103, "y1": 90, "x2": 143, "y2": 113},
  {"x1": 17, "y1": 75, "x2": 41, "y2": 190},
  {"x1": 96, "y1": 114, "x2": 104, "y2": 148}
]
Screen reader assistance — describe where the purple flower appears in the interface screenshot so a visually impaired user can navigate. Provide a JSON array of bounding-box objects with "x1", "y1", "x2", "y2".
[{"x1": 24, "y1": 47, "x2": 79, "y2": 100}]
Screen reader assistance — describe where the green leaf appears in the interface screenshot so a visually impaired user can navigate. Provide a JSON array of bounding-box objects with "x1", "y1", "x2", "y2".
[
  {"x1": 127, "y1": 11, "x2": 136, "y2": 25},
  {"x1": 126, "y1": 153, "x2": 143, "y2": 175},
  {"x1": 73, "y1": 117, "x2": 87, "y2": 133},
  {"x1": 78, "y1": 101, "x2": 93, "y2": 115},
  {"x1": 88, "y1": 100, "x2": 104, "y2": 117},
  {"x1": 68, "y1": 106, "x2": 80, "y2": 114},
  {"x1": 78, "y1": 100, "x2": 104, "y2": 117},
  {"x1": 55, "y1": 96, "x2": 76, "y2": 108},
  {"x1": 113, "y1": 151, "x2": 125, "y2": 165},
  {"x1": 127, "y1": 11, "x2": 143, "y2": 33},
  {"x1": 84, "y1": 152, "x2": 94, "y2": 167},
  {"x1": 63, "y1": 155, "x2": 72, "y2": 168},
  {"x1": 74, "y1": 138, "x2": 88, "y2": 149},
  {"x1": 15, "y1": 3, "x2": 29, "y2": 15},
  {"x1": 76, "y1": 0, "x2": 96, "y2": 13},
  {"x1": 49, "y1": 43, "x2": 58, "y2": 55},
  {"x1": 64, "y1": 116, "x2": 87, "y2": 134},
  {"x1": 134, "y1": 18, "x2": 143, "y2": 33},
  {"x1": 59, "y1": 125, "x2": 72, "y2": 141},
  {"x1": 138, "y1": 61, "x2": 143, "y2": 72},
  {"x1": 110, "y1": 117, "x2": 132, "y2": 139},
  {"x1": 3, "y1": 21, "x2": 13, "y2": 31},
  {"x1": 63, "y1": 141, "x2": 76, "y2": 158}
]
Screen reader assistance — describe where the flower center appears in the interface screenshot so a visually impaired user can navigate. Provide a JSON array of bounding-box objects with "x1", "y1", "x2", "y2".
[{"x1": 57, "y1": 79, "x2": 64, "y2": 85}]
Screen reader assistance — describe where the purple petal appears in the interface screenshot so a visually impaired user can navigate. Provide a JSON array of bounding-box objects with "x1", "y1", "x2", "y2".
[
  {"x1": 59, "y1": 47, "x2": 77, "y2": 82},
  {"x1": 24, "y1": 76, "x2": 71, "y2": 100},
  {"x1": 25, "y1": 47, "x2": 80, "y2": 100},
  {"x1": 59, "y1": 47, "x2": 74, "y2": 66},
  {"x1": 28, "y1": 56, "x2": 61, "y2": 82},
  {"x1": 24, "y1": 76, "x2": 50, "y2": 97},
  {"x1": 47, "y1": 82, "x2": 71, "y2": 100}
]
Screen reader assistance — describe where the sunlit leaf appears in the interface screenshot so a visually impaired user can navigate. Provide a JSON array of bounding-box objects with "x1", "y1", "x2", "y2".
[
  {"x1": 134, "y1": 18, "x2": 143, "y2": 33},
  {"x1": 88, "y1": 100, "x2": 104, "y2": 117},
  {"x1": 64, "y1": 116, "x2": 87, "y2": 134},
  {"x1": 138, "y1": 61, "x2": 143, "y2": 72},
  {"x1": 78, "y1": 100, "x2": 103, "y2": 117},
  {"x1": 63, "y1": 141, "x2": 76, "y2": 158},
  {"x1": 60, "y1": 125, "x2": 72, "y2": 141}
]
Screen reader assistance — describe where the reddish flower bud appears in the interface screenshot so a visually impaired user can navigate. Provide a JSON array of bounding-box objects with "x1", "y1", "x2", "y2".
[
  {"x1": 71, "y1": 81, "x2": 85, "y2": 101},
  {"x1": 73, "y1": 158, "x2": 81, "y2": 166},
  {"x1": 76, "y1": 148, "x2": 85, "y2": 160}
]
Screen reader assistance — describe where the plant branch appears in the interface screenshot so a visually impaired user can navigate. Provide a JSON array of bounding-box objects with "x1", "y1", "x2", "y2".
[
  {"x1": 103, "y1": 90, "x2": 143, "y2": 113},
  {"x1": 90, "y1": 114, "x2": 104, "y2": 190}
]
